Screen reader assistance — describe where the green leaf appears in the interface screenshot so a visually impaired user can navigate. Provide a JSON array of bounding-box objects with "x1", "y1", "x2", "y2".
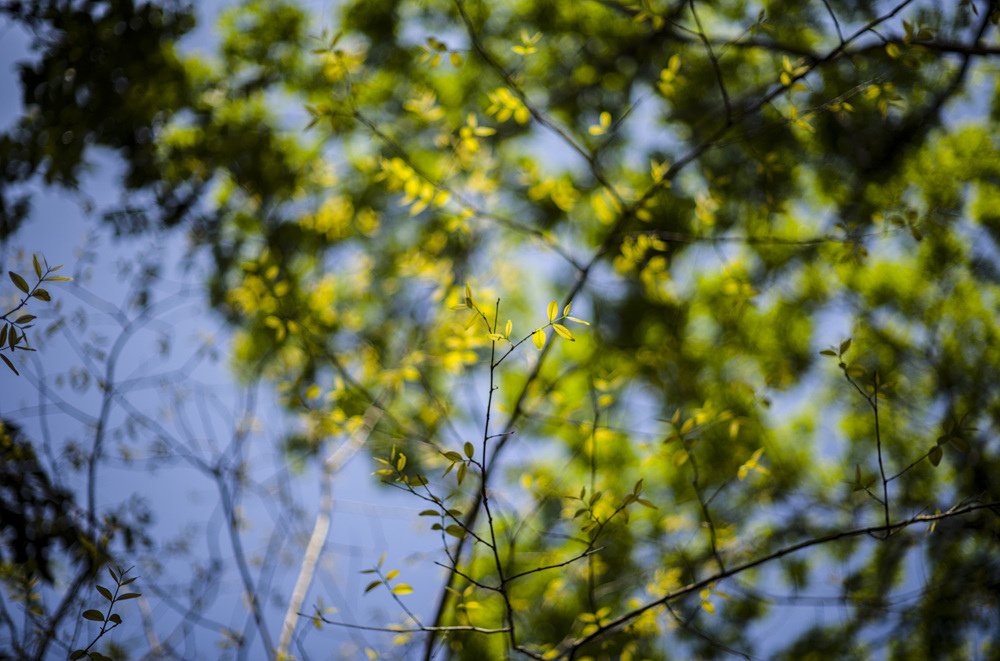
[
  {"x1": 117, "y1": 592, "x2": 141, "y2": 600},
  {"x1": 547, "y1": 300, "x2": 558, "y2": 322},
  {"x1": 839, "y1": 338, "x2": 852, "y2": 354},
  {"x1": 364, "y1": 579, "x2": 382, "y2": 593},
  {"x1": 8, "y1": 271, "x2": 29, "y2": 293},
  {"x1": 385, "y1": 569, "x2": 400, "y2": 580},
  {"x1": 928, "y1": 445, "x2": 943, "y2": 467},
  {"x1": 33, "y1": 255, "x2": 42, "y2": 279},
  {"x1": 444, "y1": 525, "x2": 466, "y2": 539},
  {"x1": 70, "y1": 651, "x2": 87, "y2": 660},
  {"x1": 948, "y1": 436, "x2": 970, "y2": 453},
  {"x1": 14, "y1": 314, "x2": 35, "y2": 324},
  {"x1": 108, "y1": 613, "x2": 122, "y2": 624},
  {"x1": 32, "y1": 288, "x2": 51, "y2": 302},
  {"x1": 82, "y1": 609, "x2": 105, "y2": 621},
  {"x1": 96, "y1": 585, "x2": 113, "y2": 601},
  {"x1": 463, "y1": 441, "x2": 474, "y2": 458},
  {"x1": 1, "y1": 354, "x2": 18, "y2": 376},
  {"x1": 819, "y1": 349, "x2": 837, "y2": 356},
  {"x1": 0, "y1": 324, "x2": 7, "y2": 347}
]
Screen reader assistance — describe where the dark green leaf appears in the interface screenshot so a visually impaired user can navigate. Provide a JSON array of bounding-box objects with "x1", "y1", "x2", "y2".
[
  {"x1": 32, "y1": 288, "x2": 51, "y2": 302},
  {"x1": 96, "y1": 585, "x2": 113, "y2": 601},
  {"x1": 364, "y1": 579, "x2": 382, "y2": 593},
  {"x1": 928, "y1": 445, "x2": 943, "y2": 467},
  {"x1": 117, "y1": 592, "x2": 141, "y2": 600},
  {"x1": 948, "y1": 436, "x2": 970, "y2": 453},
  {"x1": 0, "y1": 353, "x2": 18, "y2": 375},
  {"x1": 8, "y1": 271, "x2": 29, "y2": 293},
  {"x1": 82, "y1": 609, "x2": 105, "y2": 621}
]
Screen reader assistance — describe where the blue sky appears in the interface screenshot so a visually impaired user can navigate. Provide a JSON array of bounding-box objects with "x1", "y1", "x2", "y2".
[{"x1": 0, "y1": 4, "x2": 446, "y2": 658}]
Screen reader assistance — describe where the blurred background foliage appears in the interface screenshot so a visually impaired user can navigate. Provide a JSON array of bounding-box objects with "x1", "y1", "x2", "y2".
[{"x1": 2, "y1": 0, "x2": 1000, "y2": 658}]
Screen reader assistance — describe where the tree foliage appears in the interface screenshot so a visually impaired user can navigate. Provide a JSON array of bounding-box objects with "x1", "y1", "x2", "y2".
[{"x1": 2, "y1": 0, "x2": 1000, "y2": 658}]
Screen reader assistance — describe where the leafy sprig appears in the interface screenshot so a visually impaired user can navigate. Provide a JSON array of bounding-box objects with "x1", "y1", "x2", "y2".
[
  {"x1": 70, "y1": 566, "x2": 141, "y2": 661},
  {"x1": 1, "y1": 254, "x2": 71, "y2": 375}
]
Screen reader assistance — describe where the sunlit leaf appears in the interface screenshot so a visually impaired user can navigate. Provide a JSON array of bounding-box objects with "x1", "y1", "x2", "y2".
[{"x1": 552, "y1": 324, "x2": 574, "y2": 341}]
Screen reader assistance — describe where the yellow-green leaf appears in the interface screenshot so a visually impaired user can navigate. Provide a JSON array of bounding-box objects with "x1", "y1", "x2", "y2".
[
  {"x1": 552, "y1": 324, "x2": 574, "y2": 341},
  {"x1": 532, "y1": 329, "x2": 546, "y2": 350},
  {"x1": 392, "y1": 583, "x2": 413, "y2": 595},
  {"x1": 8, "y1": 271, "x2": 28, "y2": 294},
  {"x1": 547, "y1": 300, "x2": 558, "y2": 322}
]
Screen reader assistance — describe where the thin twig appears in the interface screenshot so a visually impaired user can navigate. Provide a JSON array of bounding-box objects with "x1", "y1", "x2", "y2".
[
  {"x1": 689, "y1": 0, "x2": 733, "y2": 124},
  {"x1": 566, "y1": 501, "x2": 1000, "y2": 653}
]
